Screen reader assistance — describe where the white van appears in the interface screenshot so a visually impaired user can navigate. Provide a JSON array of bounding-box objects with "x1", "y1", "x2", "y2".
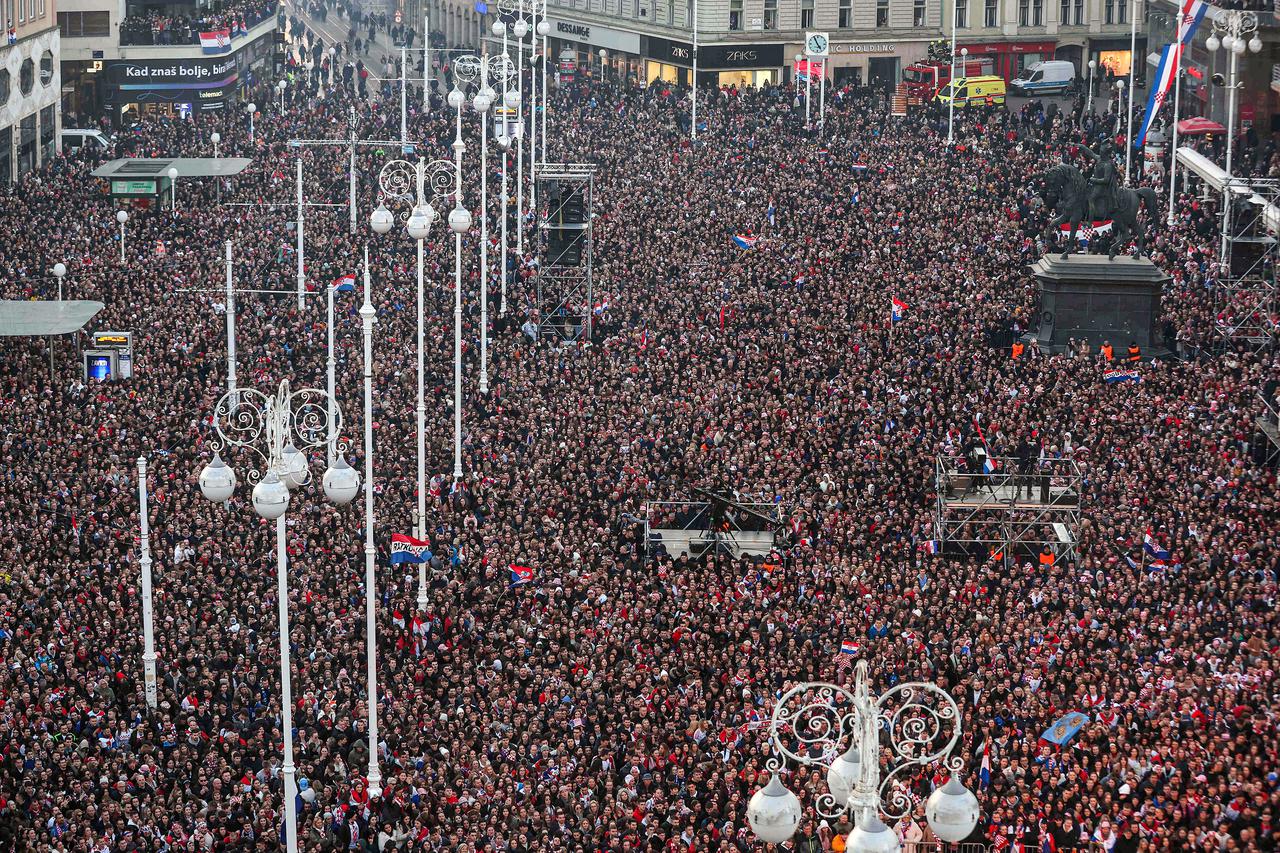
[
  {"x1": 1010, "y1": 60, "x2": 1076, "y2": 95},
  {"x1": 61, "y1": 128, "x2": 113, "y2": 153}
]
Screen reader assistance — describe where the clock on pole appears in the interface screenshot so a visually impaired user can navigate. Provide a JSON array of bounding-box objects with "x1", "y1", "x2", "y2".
[{"x1": 804, "y1": 31, "x2": 829, "y2": 58}]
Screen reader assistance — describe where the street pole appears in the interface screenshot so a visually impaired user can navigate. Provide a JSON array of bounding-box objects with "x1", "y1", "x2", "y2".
[
  {"x1": 350, "y1": 105, "x2": 358, "y2": 235},
  {"x1": 819, "y1": 59, "x2": 826, "y2": 134},
  {"x1": 1087, "y1": 59, "x2": 1095, "y2": 115},
  {"x1": 296, "y1": 157, "x2": 306, "y2": 310},
  {"x1": 401, "y1": 45, "x2": 409, "y2": 145},
  {"x1": 947, "y1": 0, "x2": 957, "y2": 145},
  {"x1": 1124, "y1": 0, "x2": 1137, "y2": 181},
  {"x1": 276, "y1": 513, "x2": 299, "y2": 853},
  {"x1": 1168, "y1": 61, "x2": 1182, "y2": 227},
  {"x1": 359, "y1": 245, "x2": 382, "y2": 801},
  {"x1": 225, "y1": 241, "x2": 237, "y2": 403},
  {"x1": 136, "y1": 456, "x2": 157, "y2": 711},
  {"x1": 424, "y1": 12, "x2": 431, "y2": 108},
  {"x1": 326, "y1": 274, "x2": 336, "y2": 465},
  {"x1": 529, "y1": 0, "x2": 538, "y2": 218},
  {"x1": 213, "y1": 132, "x2": 221, "y2": 205},
  {"x1": 516, "y1": 25, "x2": 525, "y2": 258},
  {"x1": 452, "y1": 88, "x2": 466, "y2": 479},
  {"x1": 539, "y1": 0, "x2": 547, "y2": 164},
  {"x1": 479, "y1": 52, "x2": 491, "y2": 396},
  {"x1": 500, "y1": 23, "x2": 510, "y2": 316},
  {"x1": 804, "y1": 56, "x2": 811, "y2": 129},
  {"x1": 691, "y1": 0, "x2": 698, "y2": 140},
  {"x1": 415, "y1": 173, "x2": 427, "y2": 605}
]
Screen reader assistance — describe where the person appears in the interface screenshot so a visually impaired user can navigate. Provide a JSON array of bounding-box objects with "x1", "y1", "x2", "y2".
[
  {"x1": 1127, "y1": 340, "x2": 1140, "y2": 362},
  {"x1": 1081, "y1": 138, "x2": 1122, "y2": 222},
  {"x1": 1100, "y1": 340, "x2": 1114, "y2": 361}
]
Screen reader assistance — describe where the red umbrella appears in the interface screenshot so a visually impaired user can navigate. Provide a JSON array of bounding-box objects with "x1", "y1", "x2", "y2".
[{"x1": 1177, "y1": 116, "x2": 1227, "y2": 136}]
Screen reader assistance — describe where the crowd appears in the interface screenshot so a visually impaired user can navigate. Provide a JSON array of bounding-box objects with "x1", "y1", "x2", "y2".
[
  {"x1": 0, "y1": 10, "x2": 1276, "y2": 853},
  {"x1": 119, "y1": 0, "x2": 277, "y2": 46}
]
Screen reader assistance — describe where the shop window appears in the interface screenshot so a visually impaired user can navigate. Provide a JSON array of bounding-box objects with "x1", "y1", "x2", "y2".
[
  {"x1": 801, "y1": 0, "x2": 814, "y2": 28},
  {"x1": 1018, "y1": 0, "x2": 1028, "y2": 25},
  {"x1": 764, "y1": 0, "x2": 777, "y2": 29},
  {"x1": 914, "y1": 0, "x2": 926, "y2": 27},
  {"x1": 19, "y1": 59, "x2": 33, "y2": 96},
  {"x1": 729, "y1": 0, "x2": 742, "y2": 29},
  {"x1": 838, "y1": 0, "x2": 851, "y2": 28},
  {"x1": 1032, "y1": 0, "x2": 1042, "y2": 24},
  {"x1": 955, "y1": 0, "x2": 967, "y2": 28},
  {"x1": 876, "y1": 0, "x2": 888, "y2": 27},
  {"x1": 984, "y1": 0, "x2": 996, "y2": 27},
  {"x1": 39, "y1": 49, "x2": 52, "y2": 87}
]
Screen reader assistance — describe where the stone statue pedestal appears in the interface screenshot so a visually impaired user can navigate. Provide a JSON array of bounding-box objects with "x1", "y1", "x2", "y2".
[{"x1": 1028, "y1": 254, "x2": 1170, "y2": 355}]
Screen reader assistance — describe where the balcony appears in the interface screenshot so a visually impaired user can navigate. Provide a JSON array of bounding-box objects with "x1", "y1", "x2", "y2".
[{"x1": 119, "y1": 0, "x2": 276, "y2": 46}]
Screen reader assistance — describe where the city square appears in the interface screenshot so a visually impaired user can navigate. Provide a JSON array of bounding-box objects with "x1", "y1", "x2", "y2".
[{"x1": 0, "y1": 0, "x2": 1276, "y2": 850}]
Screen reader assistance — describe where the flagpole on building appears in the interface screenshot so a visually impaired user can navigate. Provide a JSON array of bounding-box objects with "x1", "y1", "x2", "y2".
[
  {"x1": 1167, "y1": 49, "x2": 1183, "y2": 227},
  {"x1": 1124, "y1": 0, "x2": 1138, "y2": 180}
]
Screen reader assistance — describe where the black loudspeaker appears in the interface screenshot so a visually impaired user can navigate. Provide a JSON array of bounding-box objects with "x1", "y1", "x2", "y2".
[
  {"x1": 1230, "y1": 237, "x2": 1271, "y2": 277},
  {"x1": 544, "y1": 181, "x2": 586, "y2": 267}
]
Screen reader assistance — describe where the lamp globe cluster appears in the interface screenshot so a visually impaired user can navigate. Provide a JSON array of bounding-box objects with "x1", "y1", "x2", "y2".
[{"x1": 199, "y1": 443, "x2": 360, "y2": 518}]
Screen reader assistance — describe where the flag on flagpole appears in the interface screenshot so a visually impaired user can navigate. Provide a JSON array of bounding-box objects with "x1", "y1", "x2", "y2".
[
  {"x1": 1178, "y1": 0, "x2": 1208, "y2": 43},
  {"x1": 509, "y1": 564, "x2": 535, "y2": 587},
  {"x1": 1136, "y1": 45, "x2": 1177, "y2": 148},
  {"x1": 891, "y1": 297, "x2": 909, "y2": 323},
  {"x1": 390, "y1": 533, "x2": 430, "y2": 564},
  {"x1": 732, "y1": 234, "x2": 759, "y2": 250},
  {"x1": 840, "y1": 639, "x2": 860, "y2": 655},
  {"x1": 1143, "y1": 529, "x2": 1171, "y2": 562},
  {"x1": 973, "y1": 419, "x2": 999, "y2": 473},
  {"x1": 332, "y1": 273, "x2": 356, "y2": 293}
]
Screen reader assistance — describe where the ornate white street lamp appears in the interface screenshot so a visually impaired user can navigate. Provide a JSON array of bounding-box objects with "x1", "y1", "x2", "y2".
[
  {"x1": 372, "y1": 155, "x2": 453, "y2": 611},
  {"x1": 197, "y1": 382, "x2": 358, "y2": 853},
  {"x1": 747, "y1": 661, "x2": 979, "y2": 852}
]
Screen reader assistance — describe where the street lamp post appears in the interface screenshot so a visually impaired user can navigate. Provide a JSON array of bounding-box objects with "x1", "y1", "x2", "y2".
[
  {"x1": 745, "y1": 661, "x2": 980, "y2": 853},
  {"x1": 946, "y1": 0, "x2": 959, "y2": 145},
  {"x1": 1124, "y1": 0, "x2": 1138, "y2": 181},
  {"x1": 447, "y1": 82, "x2": 471, "y2": 479},
  {"x1": 212, "y1": 132, "x2": 222, "y2": 204},
  {"x1": 167, "y1": 165, "x2": 179, "y2": 214},
  {"x1": 136, "y1": 456, "x2": 158, "y2": 710},
  {"x1": 356, "y1": 246, "x2": 382, "y2": 799},
  {"x1": 52, "y1": 262, "x2": 66, "y2": 300},
  {"x1": 372, "y1": 156, "x2": 453, "y2": 610},
  {"x1": 1113, "y1": 79, "x2": 1125, "y2": 138},
  {"x1": 1207, "y1": 11, "x2": 1262, "y2": 269},
  {"x1": 278, "y1": 78, "x2": 288, "y2": 112},
  {"x1": 116, "y1": 210, "x2": 128, "y2": 263},
  {"x1": 1087, "y1": 59, "x2": 1096, "y2": 114},
  {"x1": 198, "y1": 382, "x2": 360, "y2": 853}
]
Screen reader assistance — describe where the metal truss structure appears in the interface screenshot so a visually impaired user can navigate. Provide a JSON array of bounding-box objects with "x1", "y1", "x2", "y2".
[
  {"x1": 1217, "y1": 177, "x2": 1278, "y2": 351},
  {"x1": 533, "y1": 163, "x2": 595, "y2": 342},
  {"x1": 1254, "y1": 389, "x2": 1280, "y2": 468},
  {"x1": 644, "y1": 497, "x2": 785, "y2": 561},
  {"x1": 934, "y1": 455, "x2": 1083, "y2": 567}
]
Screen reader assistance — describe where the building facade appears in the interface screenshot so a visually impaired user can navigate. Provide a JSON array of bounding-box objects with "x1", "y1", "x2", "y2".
[
  {"x1": 0, "y1": 0, "x2": 60, "y2": 181},
  {"x1": 59, "y1": 0, "x2": 279, "y2": 125},
  {"x1": 411, "y1": 0, "x2": 1139, "y2": 89}
]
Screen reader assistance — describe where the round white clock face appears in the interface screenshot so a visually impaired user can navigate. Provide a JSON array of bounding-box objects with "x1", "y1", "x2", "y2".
[{"x1": 807, "y1": 34, "x2": 828, "y2": 55}]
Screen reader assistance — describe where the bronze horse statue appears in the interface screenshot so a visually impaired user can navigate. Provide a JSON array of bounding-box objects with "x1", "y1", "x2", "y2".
[{"x1": 1041, "y1": 162, "x2": 1159, "y2": 260}]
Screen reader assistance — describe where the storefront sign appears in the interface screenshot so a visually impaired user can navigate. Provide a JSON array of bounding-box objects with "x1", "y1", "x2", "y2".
[
  {"x1": 110, "y1": 179, "x2": 157, "y2": 196},
  {"x1": 546, "y1": 17, "x2": 641, "y2": 54},
  {"x1": 832, "y1": 42, "x2": 896, "y2": 55},
  {"x1": 645, "y1": 36, "x2": 694, "y2": 67},
  {"x1": 959, "y1": 40, "x2": 1056, "y2": 55},
  {"x1": 698, "y1": 43, "x2": 785, "y2": 69}
]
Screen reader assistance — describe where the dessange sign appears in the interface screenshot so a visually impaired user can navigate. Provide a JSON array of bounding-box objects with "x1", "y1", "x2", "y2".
[{"x1": 545, "y1": 17, "x2": 640, "y2": 54}]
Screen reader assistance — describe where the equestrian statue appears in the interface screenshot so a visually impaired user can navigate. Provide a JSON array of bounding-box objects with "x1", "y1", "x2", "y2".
[{"x1": 1041, "y1": 139, "x2": 1159, "y2": 260}]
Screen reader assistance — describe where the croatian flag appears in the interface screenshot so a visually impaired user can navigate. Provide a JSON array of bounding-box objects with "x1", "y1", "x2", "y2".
[
  {"x1": 924, "y1": 539, "x2": 940, "y2": 555},
  {"x1": 840, "y1": 639, "x2": 860, "y2": 655},
  {"x1": 1179, "y1": 0, "x2": 1208, "y2": 44},
  {"x1": 891, "y1": 297, "x2": 908, "y2": 323},
  {"x1": 851, "y1": 162, "x2": 868, "y2": 171},
  {"x1": 509, "y1": 564, "x2": 535, "y2": 587},
  {"x1": 1103, "y1": 368, "x2": 1142, "y2": 384},
  {"x1": 1136, "y1": 45, "x2": 1176, "y2": 148},
  {"x1": 979, "y1": 743, "x2": 991, "y2": 789},
  {"x1": 199, "y1": 29, "x2": 232, "y2": 52},
  {"x1": 1143, "y1": 529, "x2": 1171, "y2": 562},
  {"x1": 973, "y1": 419, "x2": 998, "y2": 473},
  {"x1": 332, "y1": 273, "x2": 356, "y2": 293},
  {"x1": 390, "y1": 533, "x2": 430, "y2": 564},
  {"x1": 1058, "y1": 220, "x2": 1112, "y2": 247},
  {"x1": 732, "y1": 234, "x2": 758, "y2": 250}
]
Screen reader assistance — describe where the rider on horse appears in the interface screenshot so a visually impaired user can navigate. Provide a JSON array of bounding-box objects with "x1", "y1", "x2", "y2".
[{"x1": 1080, "y1": 139, "x2": 1121, "y2": 223}]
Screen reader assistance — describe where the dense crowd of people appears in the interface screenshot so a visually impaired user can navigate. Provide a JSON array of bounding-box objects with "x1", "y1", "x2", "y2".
[
  {"x1": 0, "y1": 7, "x2": 1276, "y2": 853},
  {"x1": 119, "y1": 0, "x2": 277, "y2": 46}
]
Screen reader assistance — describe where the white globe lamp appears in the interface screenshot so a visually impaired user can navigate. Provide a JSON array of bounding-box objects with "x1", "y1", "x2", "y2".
[
  {"x1": 370, "y1": 204, "x2": 394, "y2": 235},
  {"x1": 448, "y1": 205, "x2": 471, "y2": 234},
  {"x1": 826, "y1": 745, "x2": 861, "y2": 807},
  {"x1": 746, "y1": 774, "x2": 801, "y2": 844},
  {"x1": 406, "y1": 204, "x2": 434, "y2": 240},
  {"x1": 845, "y1": 812, "x2": 901, "y2": 853},
  {"x1": 924, "y1": 776, "x2": 980, "y2": 844},
  {"x1": 251, "y1": 471, "x2": 290, "y2": 519},
  {"x1": 199, "y1": 454, "x2": 237, "y2": 503},
  {"x1": 279, "y1": 443, "x2": 308, "y2": 490},
  {"x1": 322, "y1": 455, "x2": 360, "y2": 505}
]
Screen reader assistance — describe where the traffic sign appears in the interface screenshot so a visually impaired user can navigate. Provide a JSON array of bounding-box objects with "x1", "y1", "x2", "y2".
[{"x1": 394, "y1": 9, "x2": 402, "y2": 23}]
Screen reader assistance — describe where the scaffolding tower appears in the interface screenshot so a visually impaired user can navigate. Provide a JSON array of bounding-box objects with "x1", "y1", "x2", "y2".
[
  {"x1": 1216, "y1": 177, "x2": 1278, "y2": 351},
  {"x1": 935, "y1": 455, "x2": 1083, "y2": 567},
  {"x1": 533, "y1": 163, "x2": 595, "y2": 342},
  {"x1": 1254, "y1": 388, "x2": 1280, "y2": 469}
]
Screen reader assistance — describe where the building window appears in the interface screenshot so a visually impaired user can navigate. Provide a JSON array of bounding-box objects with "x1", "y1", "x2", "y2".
[
  {"x1": 1073, "y1": 0, "x2": 1082, "y2": 24},
  {"x1": 876, "y1": 0, "x2": 888, "y2": 27},
  {"x1": 1117, "y1": 0, "x2": 1125, "y2": 22},
  {"x1": 1018, "y1": 0, "x2": 1028, "y2": 24},
  {"x1": 0, "y1": 69, "x2": 8, "y2": 105},
  {"x1": 914, "y1": 0, "x2": 926, "y2": 26},
  {"x1": 1032, "y1": 0, "x2": 1042, "y2": 24},
  {"x1": 955, "y1": 0, "x2": 967, "y2": 28},
  {"x1": 984, "y1": 0, "x2": 997, "y2": 26},
  {"x1": 801, "y1": 0, "x2": 814, "y2": 27},
  {"x1": 18, "y1": 58, "x2": 32, "y2": 95},
  {"x1": 58, "y1": 10, "x2": 109, "y2": 35},
  {"x1": 764, "y1": 0, "x2": 777, "y2": 28},
  {"x1": 729, "y1": 0, "x2": 742, "y2": 29},
  {"x1": 1059, "y1": 0, "x2": 1068, "y2": 21},
  {"x1": 839, "y1": 0, "x2": 851, "y2": 27},
  {"x1": 39, "y1": 103, "x2": 53, "y2": 164},
  {"x1": 39, "y1": 48, "x2": 51, "y2": 86}
]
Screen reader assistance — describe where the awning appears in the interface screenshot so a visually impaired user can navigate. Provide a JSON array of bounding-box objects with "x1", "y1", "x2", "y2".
[
  {"x1": 91, "y1": 157, "x2": 253, "y2": 179},
  {"x1": 0, "y1": 301, "x2": 106, "y2": 336},
  {"x1": 1178, "y1": 116, "x2": 1226, "y2": 136}
]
